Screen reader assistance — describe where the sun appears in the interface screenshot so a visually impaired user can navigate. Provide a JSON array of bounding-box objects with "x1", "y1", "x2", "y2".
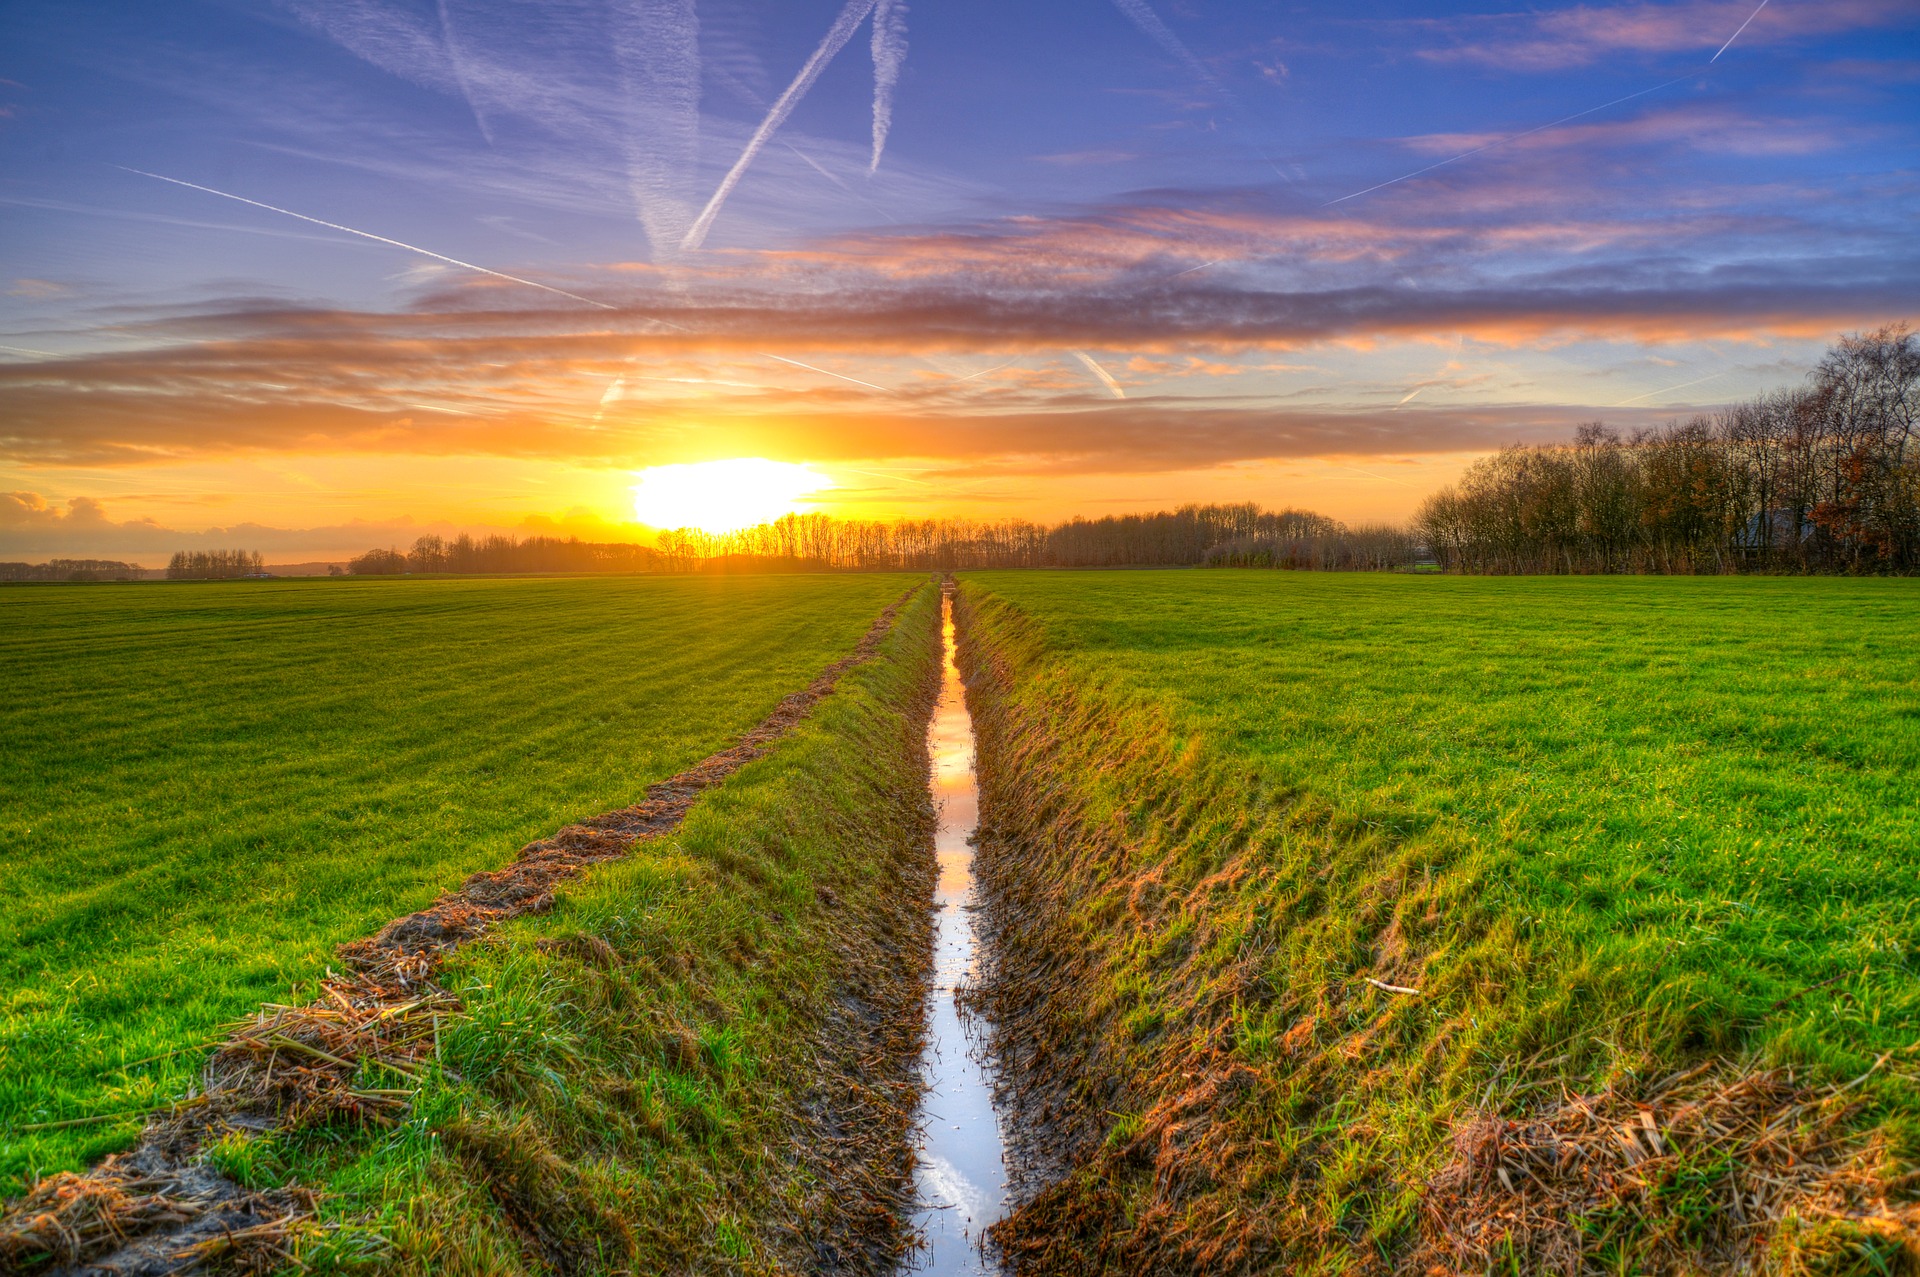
[{"x1": 631, "y1": 458, "x2": 834, "y2": 535}]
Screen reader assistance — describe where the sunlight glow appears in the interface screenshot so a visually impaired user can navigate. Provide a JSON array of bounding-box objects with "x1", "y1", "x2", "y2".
[{"x1": 630, "y1": 458, "x2": 833, "y2": 534}]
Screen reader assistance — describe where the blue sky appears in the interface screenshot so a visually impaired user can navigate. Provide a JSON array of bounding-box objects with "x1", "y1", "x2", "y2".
[{"x1": 2, "y1": 0, "x2": 1915, "y2": 557}]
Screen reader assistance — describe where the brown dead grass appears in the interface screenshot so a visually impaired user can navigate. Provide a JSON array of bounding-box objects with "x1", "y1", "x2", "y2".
[
  {"x1": 0, "y1": 1155, "x2": 314, "y2": 1275},
  {"x1": 1416, "y1": 1061, "x2": 1920, "y2": 1276}
]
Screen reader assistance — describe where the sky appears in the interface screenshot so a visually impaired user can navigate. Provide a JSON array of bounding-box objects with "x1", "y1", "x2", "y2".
[{"x1": 1, "y1": 0, "x2": 1915, "y2": 561}]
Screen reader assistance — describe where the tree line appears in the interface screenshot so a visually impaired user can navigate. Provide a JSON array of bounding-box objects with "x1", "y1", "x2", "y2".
[
  {"x1": 0, "y1": 558, "x2": 146, "y2": 582},
  {"x1": 345, "y1": 507, "x2": 1405, "y2": 576},
  {"x1": 1418, "y1": 324, "x2": 1918, "y2": 574},
  {"x1": 166, "y1": 550, "x2": 265, "y2": 579},
  {"x1": 349, "y1": 534, "x2": 663, "y2": 575}
]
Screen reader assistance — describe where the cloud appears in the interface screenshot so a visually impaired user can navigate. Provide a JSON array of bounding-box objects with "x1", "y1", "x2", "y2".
[
  {"x1": 1416, "y1": 0, "x2": 1909, "y2": 71},
  {"x1": 1399, "y1": 103, "x2": 1851, "y2": 160},
  {"x1": 0, "y1": 494, "x2": 441, "y2": 563}
]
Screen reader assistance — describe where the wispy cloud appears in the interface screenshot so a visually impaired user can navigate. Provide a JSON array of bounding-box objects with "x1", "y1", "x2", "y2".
[
  {"x1": 282, "y1": 0, "x2": 707, "y2": 260},
  {"x1": 1416, "y1": 0, "x2": 1907, "y2": 71}
]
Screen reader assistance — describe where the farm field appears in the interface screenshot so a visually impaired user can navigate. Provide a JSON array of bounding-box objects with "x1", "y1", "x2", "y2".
[
  {"x1": 0, "y1": 573, "x2": 910, "y2": 1195},
  {"x1": 957, "y1": 570, "x2": 1920, "y2": 1271}
]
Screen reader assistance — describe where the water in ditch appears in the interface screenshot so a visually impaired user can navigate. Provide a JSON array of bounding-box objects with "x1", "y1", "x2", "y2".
[{"x1": 903, "y1": 589, "x2": 1009, "y2": 1274}]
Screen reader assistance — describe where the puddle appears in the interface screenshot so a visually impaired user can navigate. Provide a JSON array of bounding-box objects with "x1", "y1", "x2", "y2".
[{"x1": 902, "y1": 588, "x2": 1008, "y2": 1274}]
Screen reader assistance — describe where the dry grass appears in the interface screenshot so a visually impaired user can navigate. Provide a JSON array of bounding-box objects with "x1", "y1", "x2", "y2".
[{"x1": 1418, "y1": 1062, "x2": 1919, "y2": 1275}]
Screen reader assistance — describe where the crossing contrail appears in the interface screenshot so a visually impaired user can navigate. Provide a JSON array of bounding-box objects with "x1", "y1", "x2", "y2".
[
  {"x1": 870, "y1": 0, "x2": 907, "y2": 171},
  {"x1": 119, "y1": 167, "x2": 617, "y2": 310},
  {"x1": 125, "y1": 168, "x2": 905, "y2": 398},
  {"x1": 682, "y1": 0, "x2": 878, "y2": 250},
  {"x1": 1073, "y1": 349, "x2": 1126, "y2": 399},
  {"x1": 1712, "y1": 0, "x2": 1769, "y2": 61}
]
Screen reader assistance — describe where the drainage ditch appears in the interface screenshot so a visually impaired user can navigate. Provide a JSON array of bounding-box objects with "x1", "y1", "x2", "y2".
[{"x1": 901, "y1": 586, "x2": 1010, "y2": 1274}]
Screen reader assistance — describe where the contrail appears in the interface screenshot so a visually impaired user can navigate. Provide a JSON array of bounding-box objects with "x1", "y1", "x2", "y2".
[
  {"x1": 1073, "y1": 349, "x2": 1126, "y2": 399},
  {"x1": 0, "y1": 344, "x2": 57, "y2": 358},
  {"x1": 1336, "y1": 463, "x2": 1420, "y2": 489},
  {"x1": 1613, "y1": 369, "x2": 1733, "y2": 406},
  {"x1": 405, "y1": 401, "x2": 485, "y2": 415},
  {"x1": 841, "y1": 464, "x2": 933, "y2": 486},
  {"x1": 124, "y1": 168, "x2": 903, "y2": 398},
  {"x1": 955, "y1": 357, "x2": 1021, "y2": 382},
  {"x1": 1173, "y1": 259, "x2": 1222, "y2": 277},
  {"x1": 629, "y1": 373, "x2": 788, "y2": 390},
  {"x1": 1324, "y1": 74, "x2": 1693, "y2": 206},
  {"x1": 762, "y1": 351, "x2": 893, "y2": 392},
  {"x1": 1110, "y1": 0, "x2": 1293, "y2": 184},
  {"x1": 1396, "y1": 387, "x2": 1424, "y2": 406},
  {"x1": 119, "y1": 168, "x2": 617, "y2": 310},
  {"x1": 870, "y1": 0, "x2": 908, "y2": 172},
  {"x1": 612, "y1": 0, "x2": 702, "y2": 258},
  {"x1": 1111, "y1": 0, "x2": 1218, "y2": 91},
  {"x1": 436, "y1": 0, "x2": 495, "y2": 145},
  {"x1": 595, "y1": 374, "x2": 627, "y2": 421},
  {"x1": 784, "y1": 141, "x2": 901, "y2": 222},
  {"x1": 1712, "y1": 0, "x2": 1769, "y2": 61},
  {"x1": 682, "y1": 0, "x2": 879, "y2": 250}
]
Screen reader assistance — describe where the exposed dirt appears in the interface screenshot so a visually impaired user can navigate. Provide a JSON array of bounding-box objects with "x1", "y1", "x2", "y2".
[{"x1": 0, "y1": 587, "x2": 921, "y2": 1277}]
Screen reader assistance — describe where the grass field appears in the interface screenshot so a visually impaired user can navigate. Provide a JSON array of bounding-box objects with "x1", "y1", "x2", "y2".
[
  {"x1": 224, "y1": 580, "x2": 941, "y2": 1274},
  {"x1": 958, "y1": 570, "x2": 1920, "y2": 1272},
  {"x1": 0, "y1": 573, "x2": 910, "y2": 1195}
]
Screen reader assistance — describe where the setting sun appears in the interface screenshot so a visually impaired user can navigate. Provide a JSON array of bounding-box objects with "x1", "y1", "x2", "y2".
[{"x1": 630, "y1": 458, "x2": 833, "y2": 535}]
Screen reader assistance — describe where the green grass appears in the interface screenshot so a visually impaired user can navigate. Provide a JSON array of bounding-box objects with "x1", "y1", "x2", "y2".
[
  {"x1": 0, "y1": 573, "x2": 910, "y2": 1195},
  {"x1": 958, "y1": 570, "x2": 1920, "y2": 1271},
  {"x1": 254, "y1": 579, "x2": 940, "y2": 1274}
]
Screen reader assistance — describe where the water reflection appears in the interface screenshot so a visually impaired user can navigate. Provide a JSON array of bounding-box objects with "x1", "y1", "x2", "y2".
[{"x1": 903, "y1": 590, "x2": 1007, "y2": 1275}]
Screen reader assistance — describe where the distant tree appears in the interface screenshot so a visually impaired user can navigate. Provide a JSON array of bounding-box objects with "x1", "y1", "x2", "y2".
[
  {"x1": 166, "y1": 549, "x2": 264, "y2": 579},
  {"x1": 347, "y1": 548, "x2": 409, "y2": 575},
  {"x1": 0, "y1": 558, "x2": 145, "y2": 582},
  {"x1": 1414, "y1": 323, "x2": 1919, "y2": 575}
]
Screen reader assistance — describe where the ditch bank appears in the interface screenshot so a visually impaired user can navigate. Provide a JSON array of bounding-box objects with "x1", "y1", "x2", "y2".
[
  {"x1": 2, "y1": 582, "x2": 941, "y2": 1276},
  {"x1": 951, "y1": 581, "x2": 1917, "y2": 1276}
]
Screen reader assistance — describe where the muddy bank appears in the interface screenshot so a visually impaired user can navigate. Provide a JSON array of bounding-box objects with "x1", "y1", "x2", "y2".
[
  {"x1": 2, "y1": 584, "x2": 937, "y2": 1276},
  {"x1": 950, "y1": 581, "x2": 1917, "y2": 1276}
]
